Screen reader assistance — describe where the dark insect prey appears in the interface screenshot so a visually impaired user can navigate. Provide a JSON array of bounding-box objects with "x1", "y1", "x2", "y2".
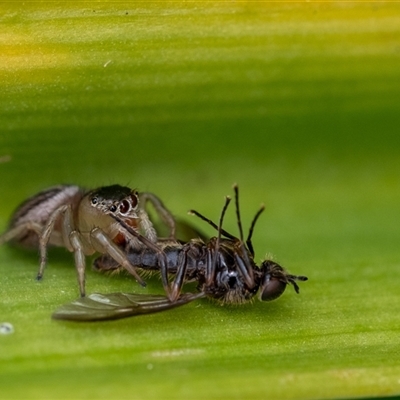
[{"x1": 52, "y1": 185, "x2": 308, "y2": 321}]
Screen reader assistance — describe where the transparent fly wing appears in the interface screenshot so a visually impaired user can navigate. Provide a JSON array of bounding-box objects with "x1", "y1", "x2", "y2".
[{"x1": 52, "y1": 292, "x2": 204, "y2": 322}]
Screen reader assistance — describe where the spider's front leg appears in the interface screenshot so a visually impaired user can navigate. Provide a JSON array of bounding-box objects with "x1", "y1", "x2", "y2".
[{"x1": 89, "y1": 228, "x2": 147, "y2": 289}]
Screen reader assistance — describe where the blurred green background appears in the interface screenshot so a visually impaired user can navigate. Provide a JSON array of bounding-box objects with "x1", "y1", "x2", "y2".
[{"x1": 1, "y1": 2, "x2": 400, "y2": 399}]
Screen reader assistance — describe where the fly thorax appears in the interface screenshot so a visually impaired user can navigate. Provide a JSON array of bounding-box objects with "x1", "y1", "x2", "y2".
[{"x1": 212, "y1": 270, "x2": 253, "y2": 304}]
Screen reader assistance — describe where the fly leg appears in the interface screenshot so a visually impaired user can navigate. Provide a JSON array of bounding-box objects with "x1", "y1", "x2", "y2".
[
  {"x1": 232, "y1": 184, "x2": 255, "y2": 288},
  {"x1": 234, "y1": 248, "x2": 255, "y2": 288},
  {"x1": 170, "y1": 246, "x2": 190, "y2": 301},
  {"x1": 245, "y1": 204, "x2": 265, "y2": 258},
  {"x1": 205, "y1": 246, "x2": 215, "y2": 285},
  {"x1": 204, "y1": 196, "x2": 232, "y2": 286}
]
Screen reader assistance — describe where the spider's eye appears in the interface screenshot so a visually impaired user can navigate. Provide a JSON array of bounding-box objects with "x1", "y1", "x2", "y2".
[
  {"x1": 109, "y1": 205, "x2": 117, "y2": 213},
  {"x1": 91, "y1": 197, "x2": 98, "y2": 205},
  {"x1": 130, "y1": 192, "x2": 138, "y2": 208},
  {"x1": 119, "y1": 199, "x2": 130, "y2": 214}
]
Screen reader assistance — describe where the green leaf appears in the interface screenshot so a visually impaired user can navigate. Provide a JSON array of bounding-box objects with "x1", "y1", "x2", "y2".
[{"x1": 1, "y1": 2, "x2": 400, "y2": 399}]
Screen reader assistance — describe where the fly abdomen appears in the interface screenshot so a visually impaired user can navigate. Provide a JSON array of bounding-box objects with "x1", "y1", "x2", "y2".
[
  {"x1": 126, "y1": 245, "x2": 182, "y2": 272},
  {"x1": 93, "y1": 249, "x2": 162, "y2": 273}
]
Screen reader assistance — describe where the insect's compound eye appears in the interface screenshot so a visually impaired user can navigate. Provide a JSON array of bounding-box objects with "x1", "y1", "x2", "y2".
[
  {"x1": 119, "y1": 199, "x2": 130, "y2": 214},
  {"x1": 91, "y1": 197, "x2": 98, "y2": 205},
  {"x1": 109, "y1": 205, "x2": 117, "y2": 213},
  {"x1": 260, "y1": 277, "x2": 286, "y2": 301}
]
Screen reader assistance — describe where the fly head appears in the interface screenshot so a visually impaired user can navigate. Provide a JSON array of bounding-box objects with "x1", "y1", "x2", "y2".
[{"x1": 259, "y1": 260, "x2": 308, "y2": 301}]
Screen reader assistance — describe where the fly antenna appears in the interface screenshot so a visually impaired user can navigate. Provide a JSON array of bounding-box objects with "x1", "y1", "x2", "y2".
[{"x1": 246, "y1": 204, "x2": 265, "y2": 258}]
